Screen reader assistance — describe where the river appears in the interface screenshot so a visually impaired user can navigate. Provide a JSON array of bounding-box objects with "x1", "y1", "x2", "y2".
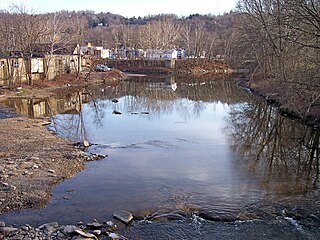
[{"x1": 2, "y1": 76, "x2": 320, "y2": 239}]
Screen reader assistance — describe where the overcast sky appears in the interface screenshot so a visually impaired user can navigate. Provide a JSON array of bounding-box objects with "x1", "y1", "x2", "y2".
[{"x1": 1, "y1": 0, "x2": 238, "y2": 17}]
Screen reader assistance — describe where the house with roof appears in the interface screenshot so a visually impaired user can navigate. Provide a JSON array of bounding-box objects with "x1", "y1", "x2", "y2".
[
  {"x1": 0, "y1": 44, "x2": 81, "y2": 87},
  {"x1": 33, "y1": 43, "x2": 82, "y2": 81},
  {"x1": 0, "y1": 52, "x2": 25, "y2": 87},
  {"x1": 77, "y1": 43, "x2": 111, "y2": 59}
]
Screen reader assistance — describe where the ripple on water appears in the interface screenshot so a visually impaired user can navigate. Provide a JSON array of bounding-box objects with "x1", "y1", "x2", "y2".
[{"x1": 117, "y1": 214, "x2": 319, "y2": 240}]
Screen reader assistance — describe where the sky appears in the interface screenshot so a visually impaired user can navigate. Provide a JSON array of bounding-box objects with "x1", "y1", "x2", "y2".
[{"x1": 0, "y1": 0, "x2": 238, "y2": 17}]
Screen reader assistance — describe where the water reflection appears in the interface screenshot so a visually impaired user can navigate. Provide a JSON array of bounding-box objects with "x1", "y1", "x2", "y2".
[
  {"x1": 2, "y1": 76, "x2": 320, "y2": 229},
  {"x1": 5, "y1": 91, "x2": 89, "y2": 118},
  {"x1": 227, "y1": 98, "x2": 320, "y2": 195},
  {"x1": 48, "y1": 77, "x2": 245, "y2": 143}
]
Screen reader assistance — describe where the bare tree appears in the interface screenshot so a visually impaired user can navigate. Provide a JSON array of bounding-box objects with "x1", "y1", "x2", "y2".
[
  {"x1": 41, "y1": 12, "x2": 76, "y2": 80},
  {"x1": 158, "y1": 19, "x2": 180, "y2": 49},
  {"x1": 138, "y1": 21, "x2": 161, "y2": 49},
  {"x1": 236, "y1": 0, "x2": 320, "y2": 83},
  {"x1": 9, "y1": 4, "x2": 49, "y2": 85},
  {"x1": 193, "y1": 21, "x2": 206, "y2": 58},
  {"x1": 180, "y1": 22, "x2": 192, "y2": 53},
  {"x1": 0, "y1": 11, "x2": 18, "y2": 88},
  {"x1": 137, "y1": 18, "x2": 181, "y2": 50}
]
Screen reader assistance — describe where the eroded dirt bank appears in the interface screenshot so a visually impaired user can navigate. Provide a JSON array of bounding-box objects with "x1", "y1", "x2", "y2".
[{"x1": 235, "y1": 76, "x2": 320, "y2": 125}]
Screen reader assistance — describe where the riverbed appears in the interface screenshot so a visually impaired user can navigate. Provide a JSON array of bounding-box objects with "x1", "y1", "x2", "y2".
[{"x1": 2, "y1": 76, "x2": 320, "y2": 239}]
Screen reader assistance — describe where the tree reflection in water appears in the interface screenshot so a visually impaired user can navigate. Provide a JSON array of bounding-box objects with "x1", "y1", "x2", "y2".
[
  {"x1": 49, "y1": 76, "x2": 244, "y2": 143},
  {"x1": 228, "y1": 98, "x2": 319, "y2": 195},
  {"x1": 7, "y1": 76, "x2": 318, "y2": 198},
  {"x1": 50, "y1": 91, "x2": 88, "y2": 143},
  {"x1": 5, "y1": 76, "x2": 320, "y2": 229}
]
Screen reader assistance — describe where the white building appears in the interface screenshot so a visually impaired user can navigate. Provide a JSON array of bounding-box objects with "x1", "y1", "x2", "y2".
[
  {"x1": 146, "y1": 49, "x2": 178, "y2": 60},
  {"x1": 76, "y1": 43, "x2": 110, "y2": 59}
]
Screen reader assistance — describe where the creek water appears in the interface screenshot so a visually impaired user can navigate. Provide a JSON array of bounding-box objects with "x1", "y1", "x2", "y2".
[{"x1": 2, "y1": 76, "x2": 320, "y2": 239}]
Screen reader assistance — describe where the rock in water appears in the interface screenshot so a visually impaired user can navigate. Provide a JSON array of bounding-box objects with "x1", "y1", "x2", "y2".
[
  {"x1": 83, "y1": 140, "x2": 90, "y2": 148},
  {"x1": 113, "y1": 210, "x2": 133, "y2": 224},
  {"x1": 111, "y1": 99, "x2": 119, "y2": 103},
  {"x1": 41, "y1": 121, "x2": 51, "y2": 126},
  {"x1": 112, "y1": 110, "x2": 122, "y2": 115}
]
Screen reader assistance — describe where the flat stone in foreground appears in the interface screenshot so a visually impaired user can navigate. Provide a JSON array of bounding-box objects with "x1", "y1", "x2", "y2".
[
  {"x1": 75, "y1": 229, "x2": 98, "y2": 239},
  {"x1": 113, "y1": 210, "x2": 133, "y2": 224}
]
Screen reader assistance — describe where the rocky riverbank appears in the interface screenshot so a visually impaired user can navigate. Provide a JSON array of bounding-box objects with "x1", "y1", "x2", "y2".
[
  {"x1": 0, "y1": 217, "x2": 129, "y2": 239},
  {"x1": 0, "y1": 209, "x2": 134, "y2": 239}
]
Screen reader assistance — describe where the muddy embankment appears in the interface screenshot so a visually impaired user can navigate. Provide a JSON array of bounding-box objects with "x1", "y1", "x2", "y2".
[{"x1": 235, "y1": 74, "x2": 320, "y2": 126}]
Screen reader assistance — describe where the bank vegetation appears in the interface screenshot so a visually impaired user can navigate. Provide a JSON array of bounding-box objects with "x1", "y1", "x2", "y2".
[{"x1": 233, "y1": 0, "x2": 320, "y2": 123}]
